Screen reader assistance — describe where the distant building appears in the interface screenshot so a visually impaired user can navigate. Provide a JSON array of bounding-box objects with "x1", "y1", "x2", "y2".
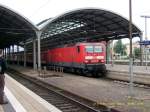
[
  {"x1": 125, "y1": 41, "x2": 140, "y2": 56},
  {"x1": 125, "y1": 41, "x2": 150, "y2": 60}
]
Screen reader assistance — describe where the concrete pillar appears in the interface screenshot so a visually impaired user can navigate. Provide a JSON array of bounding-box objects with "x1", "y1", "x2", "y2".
[
  {"x1": 8, "y1": 47, "x2": 11, "y2": 63},
  {"x1": 10, "y1": 45, "x2": 13, "y2": 64},
  {"x1": 7, "y1": 48, "x2": 9, "y2": 64},
  {"x1": 5, "y1": 48, "x2": 7, "y2": 65},
  {"x1": 10, "y1": 45, "x2": 12, "y2": 61},
  {"x1": 12, "y1": 45, "x2": 15, "y2": 64},
  {"x1": 36, "y1": 31, "x2": 42, "y2": 73},
  {"x1": 17, "y1": 45, "x2": 19, "y2": 65},
  {"x1": 106, "y1": 41, "x2": 109, "y2": 64},
  {"x1": 5, "y1": 48, "x2": 7, "y2": 59},
  {"x1": 24, "y1": 43, "x2": 26, "y2": 67},
  {"x1": 110, "y1": 40, "x2": 114, "y2": 66},
  {"x1": 140, "y1": 34, "x2": 143, "y2": 66},
  {"x1": 3, "y1": 48, "x2": 5, "y2": 58},
  {"x1": 2, "y1": 49, "x2": 4, "y2": 58},
  {"x1": 33, "y1": 38, "x2": 37, "y2": 70}
]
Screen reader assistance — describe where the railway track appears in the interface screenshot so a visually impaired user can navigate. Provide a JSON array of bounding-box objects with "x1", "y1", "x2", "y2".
[
  {"x1": 109, "y1": 78, "x2": 150, "y2": 89},
  {"x1": 106, "y1": 72, "x2": 150, "y2": 89},
  {"x1": 7, "y1": 69, "x2": 119, "y2": 112}
]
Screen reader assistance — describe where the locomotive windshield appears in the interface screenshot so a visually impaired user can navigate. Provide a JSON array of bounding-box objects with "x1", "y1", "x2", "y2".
[
  {"x1": 85, "y1": 46, "x2": 93, "y2": 53},
  {"x1": 85, "y1": 45, "x2": 102, "y2": 53},
  {"x1": 94, "y1": 46, "x2": 102, "y2": 52}
]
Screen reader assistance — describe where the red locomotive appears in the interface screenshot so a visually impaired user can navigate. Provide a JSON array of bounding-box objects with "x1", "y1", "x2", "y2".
[
  {"x1": 10, "y1": 42, "x2": 106, "y2": 77},
  {"x1": 42, "y1": 42, "x2": 106, "y2": 77}
]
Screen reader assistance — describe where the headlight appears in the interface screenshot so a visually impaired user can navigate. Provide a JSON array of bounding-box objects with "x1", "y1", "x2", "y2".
[
  {"x1": 85, "y1": 56, "x2": 93, "y2": 59},
  {"x1": 97, "y1": 56, "x2": 104, "y2": 59}
]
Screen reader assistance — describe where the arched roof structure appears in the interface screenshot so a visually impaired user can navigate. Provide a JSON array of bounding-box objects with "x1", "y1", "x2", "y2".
[
  {"x1": 0, "y1": 6, "x2": 142, "y2": 51},
  {"x1": 38, "y1": 8, "x2": 141, "y2": 50},
  {"x1": 0, "y1": 4, "x2": 37, "y2": 48}
]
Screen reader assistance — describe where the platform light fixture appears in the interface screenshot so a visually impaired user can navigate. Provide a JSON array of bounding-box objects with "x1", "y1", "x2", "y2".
[
  {"x1": 141, "y1": 15, "x2": 150, "y2": 70},
  {"x1": 140, "y1": 15, "x2": 150, "y2": 40}
]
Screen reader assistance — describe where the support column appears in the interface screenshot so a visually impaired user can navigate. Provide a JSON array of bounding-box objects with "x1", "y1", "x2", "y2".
[
  {"x1": 110, "y1": 40, "x2": 114, "y2": 67},
  {"x1": 105, "y1": 41, "x2": 109, "y2": 64},
  {"x1": 3, "y1": 48, "x2": 5, "y2": 58},
  {"x1": 24, "y1": 43, "x2": 26, "y2": 67},
  {"x1": 5, "y1": 48, "x2": 7, "y2": 61},
  {"x1": 17, "y1": 45, "x2": 19, "y2": 65},
  {"x1": 7, "y1": 46, "x2": 10, "y2": 63},
  {"x1": 140, "y1": 34, "x2": 143, "y2": 66},
  {"x1": 12, "y1": 45, "x2": 15, "y2": 64},
  {"x1": 129, "y1": 0, "x2": 134, "y2": 97},
  {"x1": 5, "y1": 48, "x2": 7, "y2": 65},
  {"x1": 5, "y1": 48, "x2": 7, "y2": 59},
  {"x1": 10, "y1": 45, "x2": 13, "y2": 60},
  {"x1": 9, "y1": 46, "x2": 11, "y2": 63},
  {"x1": 2, "y1": 49, "x2": 4, "y2": 58},
  {"x1": 36, "y1": 31, "x2": 42, "y2": 74},
  {"x1": 33, "y1": 38, "x2": 37, "y2": 70}
]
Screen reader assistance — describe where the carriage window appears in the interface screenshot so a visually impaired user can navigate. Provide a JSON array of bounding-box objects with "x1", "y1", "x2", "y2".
[
  {"x1": 94, "y1": 46, "x2": 102, "y2": 52},
  {"x1": 85, "y1": 46, "x2": 93, "y2": 53}
]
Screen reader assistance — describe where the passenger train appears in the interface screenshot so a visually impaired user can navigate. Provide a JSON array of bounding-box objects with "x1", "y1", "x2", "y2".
[{"x1": 9, "y1": 42, "x2": 107, "y2": 77}]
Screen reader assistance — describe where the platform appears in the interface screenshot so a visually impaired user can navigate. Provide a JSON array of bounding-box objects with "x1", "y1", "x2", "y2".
[
  {"x1": 106, "y1": 64, "x2": 150, "y2": 84},
  {"x1": 106, "y1": 64, "x2": 150, "y2": 75},
  {"x1": 0, "y1": 74, "x2": 61, "y2": 112},
  {"x1": 8, "y1": 65, "x2": 150, "y2": 112}
]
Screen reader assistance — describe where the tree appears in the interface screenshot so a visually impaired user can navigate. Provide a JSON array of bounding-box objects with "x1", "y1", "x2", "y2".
[
  {"x1": 113, "y1": 40, "x2": 126, "y2": 55},
  {"x1": 133, "y1": 47, "x2": 140, "y2": 58}
]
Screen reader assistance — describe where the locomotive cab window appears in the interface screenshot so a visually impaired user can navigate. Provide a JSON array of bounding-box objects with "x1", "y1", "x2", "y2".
[
  {"x1": 94, "y1": 46, "x2": 102, "y2": 53},
  {"x1": 85, "y1": 46, "x2": 93, "y2": 53}
]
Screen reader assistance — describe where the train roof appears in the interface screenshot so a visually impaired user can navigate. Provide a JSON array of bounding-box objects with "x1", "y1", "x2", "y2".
[{"x1": 76, "y1": 42, "x2": 105, "y2": 46}]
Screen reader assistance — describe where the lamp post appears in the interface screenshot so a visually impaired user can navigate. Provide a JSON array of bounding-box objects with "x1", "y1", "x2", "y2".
[
  {"x1": 129, "y1": 0, "x2": 134, "y2": 97},
  {"x1": 141, "y1": 15, "x2": 150, "y2": 70},
  {"x1": 141, "y1": 15, "x2": 150, "y2": 40}
]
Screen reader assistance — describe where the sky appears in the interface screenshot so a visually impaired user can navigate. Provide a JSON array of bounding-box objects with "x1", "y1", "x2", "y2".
[{"x1": 0, "y1": 0, "x2": 150, "y2": 43}]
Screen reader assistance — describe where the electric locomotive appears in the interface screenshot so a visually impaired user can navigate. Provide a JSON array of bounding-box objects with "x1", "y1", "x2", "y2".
[{"x1": 44, "y1": 42, "x2": 106, "y2": 77}]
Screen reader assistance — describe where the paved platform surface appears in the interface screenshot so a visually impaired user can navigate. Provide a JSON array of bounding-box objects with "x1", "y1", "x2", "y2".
[
  {"x1": 106, "y1": 64, "x2": 150, "y2": 84},
  {"x1": 0, "y1": 74, "x2": 61, "y2": 112},
  {"x1": 106, "y1": 64, "x2": 150, "y2": 75},
  {"x1": 0, "y1": 96, "x2": 15, "y2": 112},
  {"x1": 9, "y1": 65, "x2": 150, "y2": 112}
]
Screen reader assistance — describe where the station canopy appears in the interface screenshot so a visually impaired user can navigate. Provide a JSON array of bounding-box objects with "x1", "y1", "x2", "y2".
[
  {"x1": 0, "y1": 5, "x2": 37, "y2": 49},
  {"x1": 0, "y1": 6, "x2": 141, "y2": 50},
  {"x1": 38, "y1": 8, "x2": 141, "y2": 50}
]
